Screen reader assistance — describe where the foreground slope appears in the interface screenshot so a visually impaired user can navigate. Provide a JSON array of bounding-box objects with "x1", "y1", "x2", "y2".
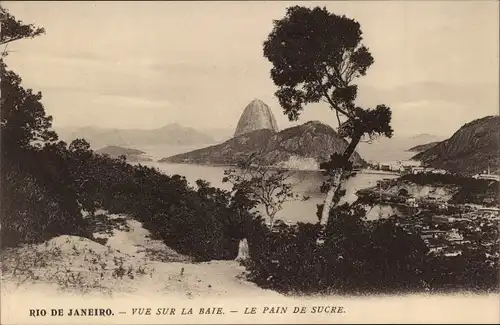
[{"x1": 0, "y1": 212, "x2": 281, "y2": 299}]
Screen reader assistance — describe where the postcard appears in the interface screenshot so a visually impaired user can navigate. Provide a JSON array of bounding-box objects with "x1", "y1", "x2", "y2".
[{"x1": 1, "y1": 1, "x2": 499, "y2": 324}]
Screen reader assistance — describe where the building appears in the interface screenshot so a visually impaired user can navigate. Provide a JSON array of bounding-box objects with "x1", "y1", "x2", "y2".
[
  {"x1": 445, "y1": 229, "x2": 464, "y2": 243},
  {"x1": 438, "y1": 203, "x2": 449, "y2": 211},
  {"x1": 379, "y1": 164, "x2": 391, "y2": 171},
  {"x1": 475, "y1": 174, "x2": 500, "y2": 182},
  {"x1": 411, "y1": 167, "x2": 426, "y2": 174},
  {"x1": 444, "y1": 250, "x2": 462, "y2": 257},
  {"x1": 421, "y1": 229, "x2": 447, "y2": 240},
  {"x1": 378, "y1": 161, "x2": 405, "y2": 172},
  {"x1": 432, "y1": 215, "x2": 453, "y2": 224},
  {"x1": 472, "y1": 166, "x2": 500, "y2": 181},
  {"x1": 479, "y1": 207, "x2": 500, "y2": 213}
]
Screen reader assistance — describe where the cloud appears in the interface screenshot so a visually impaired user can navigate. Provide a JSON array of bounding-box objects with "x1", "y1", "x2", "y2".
[
  {"x1": 93, "y1": 94, "x2": 172, "y2": 110},
  {"x1": 3, "y1": 1, "x2": 498, "y2": 135}
]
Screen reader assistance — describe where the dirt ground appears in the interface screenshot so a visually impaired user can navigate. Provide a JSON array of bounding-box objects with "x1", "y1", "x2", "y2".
[{"x1": 0, "y1": 211, "x2": 281, "y2": 299}]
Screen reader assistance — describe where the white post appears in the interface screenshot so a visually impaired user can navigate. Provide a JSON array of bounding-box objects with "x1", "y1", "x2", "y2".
[{"x1": 235, "y1": 238, "x2": 250, "y2": 261}]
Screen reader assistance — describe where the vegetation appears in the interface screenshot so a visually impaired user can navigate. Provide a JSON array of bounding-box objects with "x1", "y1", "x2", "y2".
[
  {"x1": 223, "y1": 152, "x2": 309, "y2": 229},
  {"x1": 241, "y1": 5, "x2": 498, "y2": 295},
  {"x1": 263, "y1": 6, "x2": 393, "y2": 225},
  {"x1": 401, "y1": 173, "x2": 499, "y2": 206},
  {"x1": 0, "y1": 7, "x2": 262, "y2": 262},
  {"x1": 1, "y1": 5, "x2": 497, "y2": 296},
  {"x1": 245, "y1": 204, "x2": 498, "y2": 295}
]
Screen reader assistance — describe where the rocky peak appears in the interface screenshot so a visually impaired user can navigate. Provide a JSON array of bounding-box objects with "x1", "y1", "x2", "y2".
[{"x1": 234, "y1": 99, "x2": 279, "y2": 137}]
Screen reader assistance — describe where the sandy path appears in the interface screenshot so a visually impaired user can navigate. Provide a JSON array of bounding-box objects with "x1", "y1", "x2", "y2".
[
  {"x1": 103, "y1": 213, "x2": 280, "y2": 298},
  {"x1": 1, "y1": 211, "x2": 281, "y2": 299}
]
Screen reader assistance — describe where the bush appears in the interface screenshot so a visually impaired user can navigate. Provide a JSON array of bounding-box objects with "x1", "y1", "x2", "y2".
[
  {"x1": 245, "y1": 203, "x2": 499, "y2": 295},
  {"x1": 59, "y1": 150, "x2": 262, "y2": 261},
  {"x1": 1, "y1": 147, "x2": 91, "y2": 248},
  {"x1": 1, "y1": 137, "x2": 260, "y2": 262}
]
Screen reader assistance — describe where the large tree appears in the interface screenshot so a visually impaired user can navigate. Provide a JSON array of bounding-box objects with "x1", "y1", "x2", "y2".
[
  {"x1": 1, "y1": 5, "x2": 56, "y2": 157},
  {"x1": 0, "y1": 6, "x2": 86, "y2": 246},
  {"x1": 263, "y1": 6, "x2": 393, "y2": 226}
]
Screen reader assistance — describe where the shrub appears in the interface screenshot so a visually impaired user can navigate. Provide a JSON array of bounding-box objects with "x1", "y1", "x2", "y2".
[
  {"x1": 245, "y1": 203, "x2": 498, "y2": 295},
  {"x1": 1, "y1": 147, "x2": 91, "y2": 248}
]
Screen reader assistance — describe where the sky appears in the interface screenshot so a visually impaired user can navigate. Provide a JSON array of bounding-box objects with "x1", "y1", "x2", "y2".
[{"x1": 4, "y1": 1, "x2": 499, "y2": 137}]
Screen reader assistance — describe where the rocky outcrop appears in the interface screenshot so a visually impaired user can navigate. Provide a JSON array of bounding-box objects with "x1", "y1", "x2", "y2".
[
  {"x1": 160, "y1": 121, "x2": 365, "y2": 169},
  {"x1": 407, "y1": 141, "x2": 440, "y2": 152},
  {"x1": 234, "y1": 99, "x2": 279, "y2": 137},
  {"x1": 412, "y1": 115, "x2": 500, "y2": 175}
]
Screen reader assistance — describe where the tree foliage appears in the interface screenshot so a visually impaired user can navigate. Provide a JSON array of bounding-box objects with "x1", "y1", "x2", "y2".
[
  {"x1": 263, "y1": 5, "x2": 394, "y2": 152},
  {"x1": 245, "y1": 203, "x2": 498, "y2": 294},
  {"x1": 0, "y1": 6, "x2": 45, "y2": 55},
  {"x1": 263, "y1": 6, "x2": 372, "y2": 120},
  {"x1": 1, "y1": 62, "x2": 58, "y2": 155},
  {"x1": 263, "y1": 6, "x2": 393, "y2": 134},
  {"x1": 263, "y1": 6, "x2": 394, "y2": 224},
  {"x1": 223, "y1": 152, "x2": 309, "y2": 228}
]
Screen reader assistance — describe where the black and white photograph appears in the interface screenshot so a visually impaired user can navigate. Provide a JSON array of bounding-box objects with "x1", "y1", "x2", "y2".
[{"x1": 1, "y1": 1, "x2": 499, "y2": 324}]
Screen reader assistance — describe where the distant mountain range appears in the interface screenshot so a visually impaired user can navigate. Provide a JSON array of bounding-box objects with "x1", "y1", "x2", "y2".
[
  {"x1": 55, "y1": 124, "x2": 216, "y2": 149},
  {"x1": 411, "y1": 115, "x2": 500, "y2": 175},
  {"x1": 161, "y1": 121, "x2": 365, "y2": 170}
]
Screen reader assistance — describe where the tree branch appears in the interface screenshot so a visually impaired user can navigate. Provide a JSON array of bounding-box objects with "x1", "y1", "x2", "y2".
[
  {"x1": 335, "y1": 110, "x2": 342, "y2": 128},
  {"x1": 0, "y1": 35, "x2": 26, "y2": 46},
  {"x1": 322, "y1": 89, "x2": 352, "y2": 118}
]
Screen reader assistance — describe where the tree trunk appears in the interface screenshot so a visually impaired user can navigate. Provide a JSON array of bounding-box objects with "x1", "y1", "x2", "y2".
[
  {"x1": 343, "y1": 133, "x2": 362, "y2": 160},
  {"x1": 319, "y1": 170, "x2": 342, "y2": 225},
  {"x1": 319, "y1": 132, "x2": 362, "y2": 226}
]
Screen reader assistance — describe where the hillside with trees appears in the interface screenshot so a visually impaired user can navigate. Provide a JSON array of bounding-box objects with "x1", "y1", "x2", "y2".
[
  {"x1": 412, "y1": 116, "x2": 500, "y2": 175},
  {"x1": 162, "y1": 121, "x2": 366, "y2": 169}
]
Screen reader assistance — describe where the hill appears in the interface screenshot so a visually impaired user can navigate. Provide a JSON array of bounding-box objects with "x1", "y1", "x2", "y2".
[
  {"x1": 96, "y1": 146, "x2": 145, "y2": 156},
  {"x1": 160, "y1": 121, "x2": 365, "y2": 170},
  {"x1": 96, "y1": 146, "x2": 151, "y2": 162},
  {"x1": 407, "y1": 141, "x2": 440, "y2": 152},
  {"x1": 55, "y1": 123, "x2": 216, "y2": 149},
  {"x1": 411, "y1": 115, "x2": 500, "y2": 175}
]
